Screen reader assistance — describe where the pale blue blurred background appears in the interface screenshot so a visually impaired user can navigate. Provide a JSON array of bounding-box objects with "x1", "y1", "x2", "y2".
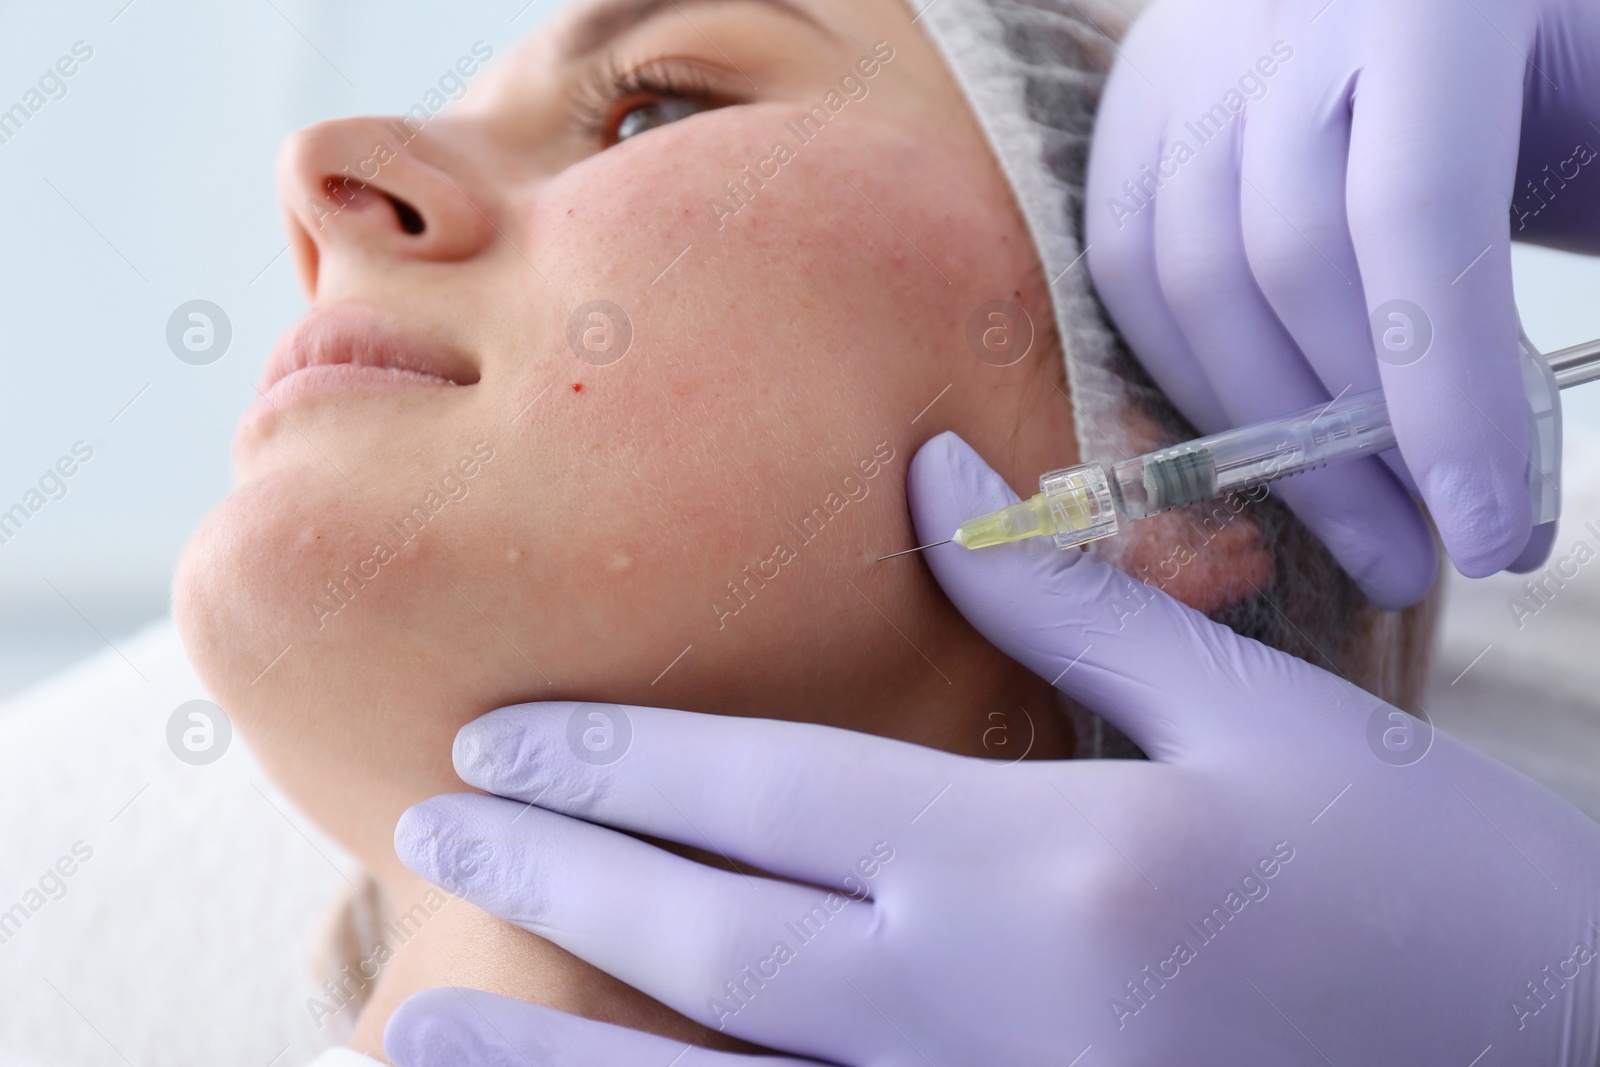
[
  {"x1": 0, "y1": 0, "x2": 567, "y2": 696},
  {"x1": 1, "y1": 0, "x2": 1599, "y2": 813}
]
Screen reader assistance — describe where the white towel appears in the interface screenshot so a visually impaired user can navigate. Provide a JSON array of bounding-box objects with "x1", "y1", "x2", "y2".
[{"x1": 0, "y1": 619, "x2": 359, "y2": 1067}]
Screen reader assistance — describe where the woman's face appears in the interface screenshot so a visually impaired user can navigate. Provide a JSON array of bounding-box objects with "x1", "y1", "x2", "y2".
[{"x1": 174, "y1": 0, "x2": 1081, "y2": 872}]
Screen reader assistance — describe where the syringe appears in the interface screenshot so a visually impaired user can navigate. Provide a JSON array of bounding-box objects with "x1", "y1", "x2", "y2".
[{"x1": 893, "y1": 333, "x2": 1600, "y2": 558}]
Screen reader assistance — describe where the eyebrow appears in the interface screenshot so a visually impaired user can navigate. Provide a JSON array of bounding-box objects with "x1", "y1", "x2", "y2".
[{"x1": 557, "y1": 0, "x2": 836, "y2": 62}]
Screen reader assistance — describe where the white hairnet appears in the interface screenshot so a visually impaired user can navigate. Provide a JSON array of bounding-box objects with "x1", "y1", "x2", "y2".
[
  {"x1": 907, "y1": 0, "x2": 1149, "y2": 469},
  {"x1": 903, "y1": 0, "x2": 1440, "y2": 747}
]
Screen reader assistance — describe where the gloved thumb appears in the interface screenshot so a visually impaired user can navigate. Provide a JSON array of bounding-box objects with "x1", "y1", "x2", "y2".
[{"x1": 906, "y1": 432, "x2": 1303, "y2": 758}]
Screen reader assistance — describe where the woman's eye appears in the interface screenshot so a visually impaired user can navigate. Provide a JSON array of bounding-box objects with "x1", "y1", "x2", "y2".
[
  {"x1": 574, "y1": 58, "x2": 732, "y2": 150},
  {"x1": 613, "y1": 96, "x2": 712, "y2": 143}
]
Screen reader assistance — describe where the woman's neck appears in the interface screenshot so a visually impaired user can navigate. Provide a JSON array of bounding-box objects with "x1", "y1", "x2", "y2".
[
  {"x1": 345, "y1": 869, "x2": 746, "y2": 1061},
  {"x1": 336, "y1": 643, "x2": 1074, "y2": 1060}
]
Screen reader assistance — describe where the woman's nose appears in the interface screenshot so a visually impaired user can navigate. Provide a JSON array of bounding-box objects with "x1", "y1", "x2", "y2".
[{"x1": 276, "y1": 116, "x2": 497, "y2": 299}]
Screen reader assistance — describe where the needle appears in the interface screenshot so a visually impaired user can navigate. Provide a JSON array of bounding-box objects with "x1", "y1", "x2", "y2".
[{"x1": 876, "y1": 539, "x2": 953, "y2": 562}]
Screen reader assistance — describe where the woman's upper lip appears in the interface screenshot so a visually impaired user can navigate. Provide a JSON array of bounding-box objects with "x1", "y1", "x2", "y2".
[{"x1": 258, "y1": 303, "x2": 480, "y2": 394}]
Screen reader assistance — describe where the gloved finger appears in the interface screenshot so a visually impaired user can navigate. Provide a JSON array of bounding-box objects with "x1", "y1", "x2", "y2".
[
  {"x1": 1236, "y1": 65, "x2": 1420, "y2": 500},
  {"x1": 386, "y1": 987, "x2": 829, "y2": 1067},
  {"x1": 394, "y1": 793, "x2": 875, "y2": 1037},
  {"x1": 1346, "y1": 19, "x2": 1535, "y2": 577},
  {"x1": 1084, "y1": 23, "x2": 1229, "y2": 437},
  {"x1": 450, "y1": 701, "x2": 947, "y2": 889},
  {"x1": 1509, "y1": 520, "x2": 1559, "y2": 573},
  {"x1": 909, "y1": 432, "x2": 1332, "y2": 758},
  {"x1": 1151, "y1": 108, "x2": 1437, "y2": 609}
]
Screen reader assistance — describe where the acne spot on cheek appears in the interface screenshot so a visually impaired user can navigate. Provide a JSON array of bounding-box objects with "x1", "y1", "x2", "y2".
[
  {"x1": 609, "y1": 554, "x2": 633, "y2": 573},
  {"x1": 507, "y1": 547, "x2": 523, "y2": 564},
  {"x1": 572, "y1": 383, "x2": 583, "y2": 393}
]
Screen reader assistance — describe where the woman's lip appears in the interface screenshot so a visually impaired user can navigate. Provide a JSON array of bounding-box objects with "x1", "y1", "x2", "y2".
[
  {"x1": 238, "y1": 302, "x2": 479, "y2": 442},
  {"x1": 236, "y1": 363, "x2": 460, "y2": 441},
  {"x1": 255, "y1": 302, "x2": 480, "y2": 395}
]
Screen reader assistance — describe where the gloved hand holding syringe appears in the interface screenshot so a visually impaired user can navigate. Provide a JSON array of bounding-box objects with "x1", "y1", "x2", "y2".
[{"x1": 884, "y1": 332, "x2": 1600, "y2": 561}]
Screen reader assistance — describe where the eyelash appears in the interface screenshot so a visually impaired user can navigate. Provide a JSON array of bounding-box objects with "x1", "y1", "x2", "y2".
[{"x1": 570, "y1": 55, "x2": 727, "y2": 147}]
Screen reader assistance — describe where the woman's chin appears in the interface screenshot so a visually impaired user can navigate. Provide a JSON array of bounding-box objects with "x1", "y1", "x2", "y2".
[
  {"x1": 171, "y1": 477, "x2": 482, "y2": 876},
  {"x1": 171, "y1": 484, "x2": 285, "y2": 714},
  {"x1": 172, "y1": 469, "x2": 408, "y2": 714}
]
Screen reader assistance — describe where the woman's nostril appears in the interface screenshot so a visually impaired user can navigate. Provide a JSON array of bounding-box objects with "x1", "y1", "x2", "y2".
[
  {"x1": 386, "y1": 194, "x2": 426, "y2": 236},
  {"x1": 315, "y1": 176, "x2": 426, "y2": 236}
]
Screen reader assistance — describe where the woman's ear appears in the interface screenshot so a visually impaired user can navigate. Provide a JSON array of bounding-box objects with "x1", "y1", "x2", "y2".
[{"x1": 1107, "y1": 502, "x2": 1275, "y2": 617}]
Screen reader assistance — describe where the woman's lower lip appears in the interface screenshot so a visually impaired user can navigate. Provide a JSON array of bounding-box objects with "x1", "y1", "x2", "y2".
[{"x1": 237, "y1": 363, "x2": 459, "y2": 436}]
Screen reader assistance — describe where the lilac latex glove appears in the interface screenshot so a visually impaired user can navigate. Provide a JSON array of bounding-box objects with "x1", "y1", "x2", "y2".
[
  {"x1": 1085, "y1": 0, "x2": 1600, "y2": 599},
  {"x1": 387, "y1": 433, "x2": 1600, "y2": 1066}
]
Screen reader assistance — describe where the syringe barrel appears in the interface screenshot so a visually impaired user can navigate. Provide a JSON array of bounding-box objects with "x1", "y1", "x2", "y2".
[{"x1": 1110, "y1": 390, "x2": 1396, "y2": 519}]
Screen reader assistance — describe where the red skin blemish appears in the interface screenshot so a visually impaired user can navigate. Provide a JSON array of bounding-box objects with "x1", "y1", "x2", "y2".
[{"x1": 572, "y1": 383, "x2": 583, "y2": 393}]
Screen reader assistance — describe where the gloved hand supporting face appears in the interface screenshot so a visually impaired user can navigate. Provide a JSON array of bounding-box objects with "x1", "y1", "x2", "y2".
[{"x1": 386, "y1": 433, "x2": 1600, "y2": 1067}]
